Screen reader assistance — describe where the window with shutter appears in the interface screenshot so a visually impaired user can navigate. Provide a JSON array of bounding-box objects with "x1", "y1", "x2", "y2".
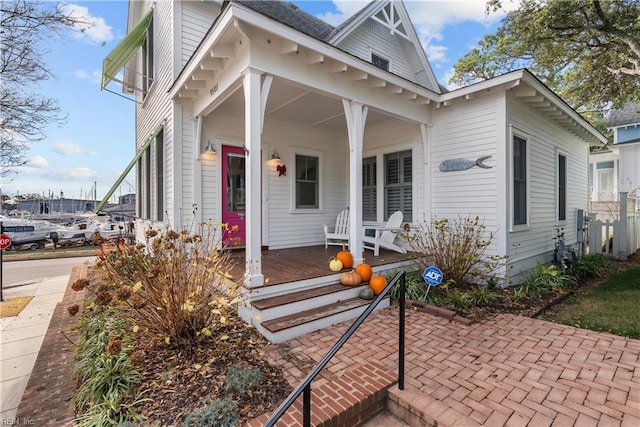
[
  {"x1": 384, "y1": 150, "x2": 412, "y2": 221},
  {"x1": 362, "y1": 156, "x2": 377, "y2": 221},
  {"x1": 513, "y1": 135, "x2": 528, "y2": 226}
]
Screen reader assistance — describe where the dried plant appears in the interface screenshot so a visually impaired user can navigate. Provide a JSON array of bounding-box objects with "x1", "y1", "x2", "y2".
[
  {"x1": 93, "y1": 222, "x2": 241, "y2": 350},
  {"x1": 405, "y1": 215, "x2": 507, "y2": 287}
]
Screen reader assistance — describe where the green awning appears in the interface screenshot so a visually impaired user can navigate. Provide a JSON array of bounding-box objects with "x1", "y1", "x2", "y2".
[
  {"x1": 96, "y1": 123, "x2": 163, "y2": 213},
  {"x1": 101, "y1": 8, "x2": 153, "y2": 90}
]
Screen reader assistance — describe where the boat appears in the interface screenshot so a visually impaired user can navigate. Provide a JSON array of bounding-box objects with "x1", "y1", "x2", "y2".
[
  {"x1": 0, "y1": 213, "x2": 128, "y2": 250},
  {"x1": 0, "y1": 215, "x2": 69, "y2": 250}
]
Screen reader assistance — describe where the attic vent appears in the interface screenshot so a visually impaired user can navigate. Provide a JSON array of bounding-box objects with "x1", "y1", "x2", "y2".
[{"x1": 372, "y1": 53, "x2": 389, "y2": 71}]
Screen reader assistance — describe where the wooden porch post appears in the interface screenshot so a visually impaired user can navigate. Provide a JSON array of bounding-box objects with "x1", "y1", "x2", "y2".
[
  {"x1": 243, "y1": 69, "x2": 265, "y2": 287},
  {"x1": 343, "y1": 99, "x2": 368, "y2": 264}
]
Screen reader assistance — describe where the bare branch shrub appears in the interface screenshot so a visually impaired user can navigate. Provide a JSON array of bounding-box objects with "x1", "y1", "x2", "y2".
[{"x1": 405, "y1": 215, "x2": 507, "y2": 287}]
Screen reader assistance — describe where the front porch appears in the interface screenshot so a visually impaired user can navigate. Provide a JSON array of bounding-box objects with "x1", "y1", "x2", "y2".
[
  {"x1": 230, "y1": 245, "x2": 415, "y2": 287},
  {"x1": 231, "y1": 245, "x2": 417, "y2": 343}
]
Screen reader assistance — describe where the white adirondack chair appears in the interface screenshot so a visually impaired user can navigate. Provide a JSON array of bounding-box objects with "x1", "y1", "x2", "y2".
[
  {"x1": 363, "y1": 210, "x2": 406, "y2": 256},
  {"x1": 323, "y1": 208, "x2": 349, "y2": 248}
]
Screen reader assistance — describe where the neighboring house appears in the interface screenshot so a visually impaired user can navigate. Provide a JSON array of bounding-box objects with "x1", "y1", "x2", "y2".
[
  {"x1": 99, "y1": 0, "x2": 605, "y2": 333},
  {"x1": 589, "y1": 103, "x2": 640, "y2": 220}
]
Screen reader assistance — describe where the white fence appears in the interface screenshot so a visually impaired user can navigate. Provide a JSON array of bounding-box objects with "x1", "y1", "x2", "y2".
[{"x1": 588, "y1": 192, "x2": 640, "y2": 260}]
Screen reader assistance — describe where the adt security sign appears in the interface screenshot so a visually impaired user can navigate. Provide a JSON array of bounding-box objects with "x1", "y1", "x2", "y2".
[{"x1": 423, "y1": 266, "x2": 443, "y2": 286}]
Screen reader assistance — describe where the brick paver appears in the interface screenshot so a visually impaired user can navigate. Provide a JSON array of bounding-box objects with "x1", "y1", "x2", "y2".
[
  {"x1": 267, "y1": 308, "x2": 640, "y2": 426},
  {"x1": 18, "y1": 269, "x2": 640, "y2": 426}
]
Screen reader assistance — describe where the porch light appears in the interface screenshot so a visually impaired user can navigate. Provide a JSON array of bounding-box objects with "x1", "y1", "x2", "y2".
[
  {"x1": 202, "y1": 141, "x2": 216, "y2": 156},
  {"x1": 271, "y1": 149, "x2": 281, "y2": 161}
]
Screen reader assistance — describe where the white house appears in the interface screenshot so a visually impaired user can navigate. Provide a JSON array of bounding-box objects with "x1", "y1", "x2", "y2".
[
  {"x1": 589, "y1": 103, "x2": 640, "y2": 218},
  {"x1": 99, "y1": 0, "x2": 606, "y2": 340}
]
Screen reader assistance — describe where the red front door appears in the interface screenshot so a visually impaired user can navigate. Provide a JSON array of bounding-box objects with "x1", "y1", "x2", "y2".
[{"x1": 222, "y1": 145, "x2": 246, "y2": 246}]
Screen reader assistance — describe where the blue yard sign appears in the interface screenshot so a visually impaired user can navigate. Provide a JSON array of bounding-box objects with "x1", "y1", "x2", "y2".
[{"x1": 423, "y1": 266, "x2": 443, "y2": 286}]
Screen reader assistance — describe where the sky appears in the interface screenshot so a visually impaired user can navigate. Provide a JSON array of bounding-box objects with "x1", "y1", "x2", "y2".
[{"x1": 1, "y1": 0, "x2": 513, "y2": 202}]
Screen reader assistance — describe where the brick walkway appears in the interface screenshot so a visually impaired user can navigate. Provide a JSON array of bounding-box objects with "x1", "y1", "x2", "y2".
[
  {"x1": 15, "y1": 265, "x2": 87, "y2": 426},
  {"x1": 266, "y1": 308, "x2": 640, "y2": 426},
  {"x1": 16, "y1": 269, "x2": 640, "y2": 426}
]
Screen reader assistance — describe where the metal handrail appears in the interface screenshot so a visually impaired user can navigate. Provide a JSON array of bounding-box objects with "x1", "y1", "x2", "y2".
[{"x1": 265, "y1": 270, "x2": 406, "y2": 427}]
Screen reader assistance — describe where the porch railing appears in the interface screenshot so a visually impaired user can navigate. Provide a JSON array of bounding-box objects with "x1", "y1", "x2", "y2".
[{"x1": 264, "y1": 270, "x2": 407, "y2": 427}]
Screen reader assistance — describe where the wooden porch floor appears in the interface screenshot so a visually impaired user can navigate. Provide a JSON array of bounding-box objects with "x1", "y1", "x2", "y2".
[{"x1": 230, "y1": 245, "x2": 416, "y2": 286}]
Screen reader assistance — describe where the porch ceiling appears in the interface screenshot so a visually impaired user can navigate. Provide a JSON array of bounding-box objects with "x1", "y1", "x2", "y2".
[{"x1": 219, "y1": 78, "x2": 396, "y2": 132}]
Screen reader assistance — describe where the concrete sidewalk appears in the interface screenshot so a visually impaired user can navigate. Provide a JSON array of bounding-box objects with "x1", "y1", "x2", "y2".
[{"x1": 0, "y1": 275, "x2": 71, "y2": 420}]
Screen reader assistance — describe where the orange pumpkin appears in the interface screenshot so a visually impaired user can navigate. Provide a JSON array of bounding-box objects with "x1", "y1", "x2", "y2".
[
  {"x1": 369, "y1": 275, "x2": 387, "y2": 295},
  {"x1": 355, "y1": 263, "x2": 373, "y2": 282},
  {"x1": 340, "y1": 270, "x2": 362, "y2": 286},
  {"x1": 336, "y1": 244, "x2": 353, "y2": 269}
]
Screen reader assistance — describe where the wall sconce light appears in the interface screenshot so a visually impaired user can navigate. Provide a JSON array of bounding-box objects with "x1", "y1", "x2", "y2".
[
  {"x1": 202, "y1": 141, "x2": 216, "y2": 156},
  {"x1": 271, "y1": 150, "x2": 286, "y2": 175}
]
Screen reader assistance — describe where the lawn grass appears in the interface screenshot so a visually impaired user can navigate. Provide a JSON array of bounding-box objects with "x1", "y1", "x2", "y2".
[{"x1": 541, "y1": 267, "x2": 640, "y2": 338}]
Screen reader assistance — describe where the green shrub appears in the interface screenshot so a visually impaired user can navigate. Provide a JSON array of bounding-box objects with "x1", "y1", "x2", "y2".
[
  {"x1": 405, "y1": 215, "x2": 507, "y2": 288},
  {"x1": 387, "y1": 270, "x2": 428, "y2": 302},
  {"x1": 72, "y1": 306, "x2": 143, "y2": 426},
  {"x1": 446, "y1": 290, "x2": 470, "y2": 310},
  {"x1": 225, "y1": 365, "x2": 264, "y2": 394},
  {"x1": 519, "y1": 263, "x2": 575, "y2": 295},
  {"x1": 465, "y1": 285, "x2": 501, "y2": 307},
  {"x1": 183, "y1": 397, "x2": 239, "y2": 427},
  {"x1": 569, "y1": 254, "x2": 611, "y2": 279}
]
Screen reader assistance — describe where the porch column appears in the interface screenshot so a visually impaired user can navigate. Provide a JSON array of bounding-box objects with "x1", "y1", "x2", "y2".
[
  {"x1": 343, "y1": 99, "x2": 368, "y2": 264},
  {"x1": 243, "y1": 69, "x2": 264, "y2": 287},
  {"x1": 420, "y1": 123, "x2": 432, "y2": 220}
]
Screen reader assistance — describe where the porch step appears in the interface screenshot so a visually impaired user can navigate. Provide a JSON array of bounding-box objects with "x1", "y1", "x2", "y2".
[
  {"x1": 246, "y1": 362, "x2": 396, "y2": 427},
  {"x1": 261, "y1": 297, "x2": 373, "y2": 333},
  {"x1": 252, "y1": 283, "x2": 350, "y2": 311},
  {"x1": 251, "y1": 282, "x2": 389, "y2": 343}
]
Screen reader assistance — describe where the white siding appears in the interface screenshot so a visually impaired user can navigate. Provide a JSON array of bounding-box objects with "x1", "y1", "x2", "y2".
[
  {"x1": 363, "y1": 120, "x2": 424, "y2": 223},
  {"x1": 180, "y1": 2, "x2": 220, "y2": 67},
  {"x1": 506, "y1": 96, "x2": 590, "y2": 279},
  {"x1": 132, "y1": 1, "x2": 176, "y2": 235},
  {"x1": 336, "y1": 19, "x2": 417, "y2": 85},
  {"x1": 204, "y1": 109, "x2": 349, "y2": 249},
  {"x1": 430, "y1": 95, "x2": 501, "y2": 242}
]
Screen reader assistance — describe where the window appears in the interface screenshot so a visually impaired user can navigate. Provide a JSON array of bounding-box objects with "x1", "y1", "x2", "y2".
[
  {"x1": 142, "y1": 15, "x2": 154, "y2": 97},
  {"x1": 295, "y1": 154, "x2": 319, "y2": 209},
  {"x1": 144, "y1": 145, "x2": 151, "y2": 219},
  {"x1": 385, "y1": 150, "x2": 412, "y2": 221},
  {"x1": 156, "y1": 129, "x2": 164, "y2": 221},
  {"x1": 136, "y1": 155, "x2": 144, "y2": 218},
  {"x1": 371, "y1": 53, "x2": 389, "y2": 71},
  {"x1": 513, "y1": 135, "x2": 528, "y2": 226},
  {"x1": 558, "y1": 154, "x2": 566, "y2": 221},
  {"x1": 362, "y1": 157, "x2": 377, "y2": 221}
]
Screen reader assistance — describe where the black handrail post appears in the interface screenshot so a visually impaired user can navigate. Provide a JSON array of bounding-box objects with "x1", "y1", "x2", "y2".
[
  {"x1": 303, "y1": 385, "x2": 311, "y2": 427},
  {"x1": 399, "y1": 272, "x2": 405, "y2": 390}
]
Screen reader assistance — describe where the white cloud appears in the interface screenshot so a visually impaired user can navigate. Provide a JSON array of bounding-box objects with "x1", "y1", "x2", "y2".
[
  {"x1": 28, "y1": 156, "x2": 49, "y2": 169},
  {"x1": 75, "y1": 69, "x2": 89, "y2": 79},
  {"x1": 318, "y1": 0, "x2": 513, "y2": 67},
  {"x1": 74, "y1": 69, "x2": 102, "y2": 85},
  {"x1": 317, "y1": 1, "x2": 369, "y2": 26},
  {"x1": 43, "y1": 167, "x2": 99, "y2": 182},
  {"x1": 53, "y1": 140, "x2": 86, "y2": 155},
  {"x1": 61, "y1": 3, "x2": 113, "y2": 45}
]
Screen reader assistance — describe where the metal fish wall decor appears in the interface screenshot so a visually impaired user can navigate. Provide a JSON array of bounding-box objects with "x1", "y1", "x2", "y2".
[{"x1": 439, "y1": 155, "x2": 492, "y2": 172}]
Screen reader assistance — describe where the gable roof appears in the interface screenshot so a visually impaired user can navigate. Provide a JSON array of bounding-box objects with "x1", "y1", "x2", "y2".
[
  {"x1": 327, "y1": 0, "x2": 440, "y2": 93},
  {"x1": 607, "y1": 103, "x2": 640, "y2": 128},
  {"x1": 235, "y1": 0, "x2": 334, "y2": 40},
  {"x1": 235, "y1": 0, "x2": 441, "y2": 93}
]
